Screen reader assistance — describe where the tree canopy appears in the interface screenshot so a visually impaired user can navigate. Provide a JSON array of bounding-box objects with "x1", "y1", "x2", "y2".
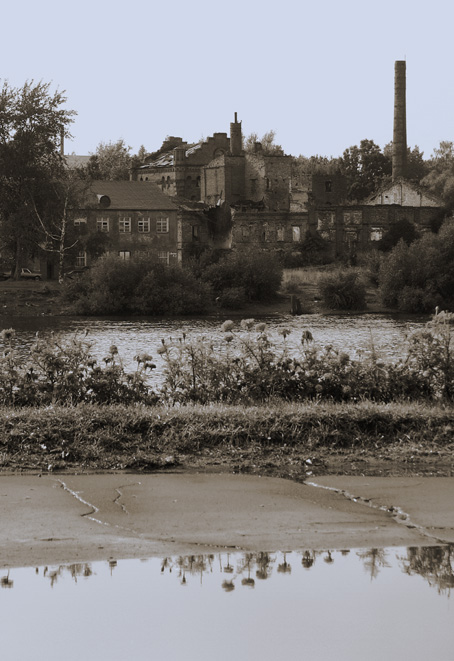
[
  {"x1": 0, "y1": 80, "x2": 76, "y2": 276},
  {"x1": 243, "y1": 130, "x2": 284, "y2": 155}
]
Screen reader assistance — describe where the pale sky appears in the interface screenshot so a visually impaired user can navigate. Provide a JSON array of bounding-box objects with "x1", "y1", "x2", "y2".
[{"x1": 2, "y1": 0, "x2": 453, "y2": 160}]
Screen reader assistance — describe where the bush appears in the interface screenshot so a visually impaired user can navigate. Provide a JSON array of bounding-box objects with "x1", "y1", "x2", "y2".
[
  {"x1": 379, "y1": 222, "x2": 454, "y2": 312},
  {"x1": 61, "y1": 254, "x2": 211, "y2": 316},
  {"x1": 318, "y1": 269, "x2": 367, "y2": 310},
  {"x1": 201, "y1": 252, "x2": 283, "y2": 303},
  {"x1": 0, "y1": 328, "x2": 156, "y2": 406}
]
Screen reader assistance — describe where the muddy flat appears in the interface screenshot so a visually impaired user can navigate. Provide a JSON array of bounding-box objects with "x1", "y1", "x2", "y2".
[{"x1": 1, "y1": 473, "x2": 453, "y2": 569}]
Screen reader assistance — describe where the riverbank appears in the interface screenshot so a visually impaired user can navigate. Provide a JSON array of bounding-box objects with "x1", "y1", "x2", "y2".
[
  {"x1": 0, "y1": 268, "x2": 388, "y2": 318},
  {"x1": 1, "y1": 401, "x2": 453, "y2": 478}
]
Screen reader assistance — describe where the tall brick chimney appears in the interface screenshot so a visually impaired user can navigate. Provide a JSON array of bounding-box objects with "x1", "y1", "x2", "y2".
[
  {"x1": 230, "y1": 112, "x2": 242, "y2": 156},
  {"x1": 392, "y1": 60, "x2": 407, "y2": 181}
]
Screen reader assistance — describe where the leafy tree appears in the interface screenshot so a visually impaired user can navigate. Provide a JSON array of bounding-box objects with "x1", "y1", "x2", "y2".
[
  {"x1": 379, "y1": 221, "x2": 454, "y2": 312},
  {"x1": 421, "y1": 141, "x2": 454, "y2": 209},
  {"x1": 0, "y1": 80, "x2": 76, "y2": 277},
  {"x1": 82, "y1": 139, "x2": 132, "y2": 181},
  {"x1": 377, "y1": 218, "x2": 419, "y2": 252},
  {"x1": 243, "y1": 130, "x2": 284, "y2": 155},
  {"x1": 31, "y1": 170, "x2": 91, "y2": 282},
  {"x1": 340, "y1": 139, "x2": 392, "y2": 201},
  {"x1": 383, "y1": 143, "x2": 429, "y2": 183}
]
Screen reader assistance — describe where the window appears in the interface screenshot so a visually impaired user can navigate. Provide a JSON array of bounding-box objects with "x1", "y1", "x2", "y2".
[
  {"x1": 73, "y1": 218, "x2": 87, "y2": 227},
  {"x1": 138, "y1": 218, "x2": 150, "y2": 233},
  {"x1": 119, "y1": 251, "x2": 131, "y2": 260},
  {"x1": 96, "y1": 217, "x2": 109, "y2": 232},
  {"x1": 370, "y1": 227, "x2": 383, "y2": 241},
  {"x1": 242, "y1": 226, "x2": 250, "y2": 238},
  {"x1": 76, "y1": 250, "x2": 87, "y2": 267},
  {"x1": 156, "y1": 217, "x2": 169, "y2": 233},
  {"x1": 277, "y1": 227, "x2": 285, "y2": 241},
  {"x1": 292, "y1": 226, "x2": 301, "y2": 242},
  {"x1": 158, "y1": 251, "x2": 170, "y2": 265},
  {"x1": 325, "y1": 180, "x2": 332, "y2": 192},
  {"x1": 119, "y1": 217, "x2": 131, "y2": 233},
  {"x1": 192, "y1": 225, "x2": 199, "y2": 240}
]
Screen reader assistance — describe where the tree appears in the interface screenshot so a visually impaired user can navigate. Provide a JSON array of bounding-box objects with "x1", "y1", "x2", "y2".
[
  {"x1": 243, "y1": 130, "x2": 284, "y2": 155},
  {"x1": 0, "y1": 80, "x2": 76, "y2": 277},
  {"x1": 31, "y1": 170, "x2": 90, "y2": 282},
  {"x1": 340, "y1": 139, "x2": 392, "y2": 201},
  {"x1": 383, "y1": 142, "x2": 429, "y2": 183},
  {"x1": 82, "y1": 139, "x2": 132, "y2": 181},
  {"x1": 421, "y1": 141, "x2": 454, "y2": 209}
]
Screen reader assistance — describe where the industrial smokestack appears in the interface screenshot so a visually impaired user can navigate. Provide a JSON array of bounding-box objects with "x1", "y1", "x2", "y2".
[{"x1": 392, "y1": 60, "x2": 407, "y2": 181}]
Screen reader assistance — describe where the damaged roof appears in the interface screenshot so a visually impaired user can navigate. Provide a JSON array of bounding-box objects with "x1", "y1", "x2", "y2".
[
  {"x1": 87, "y1": 180, "x2": 176, "y2": 210},
  {"x1": 139, "y1": 142, "x2": 202, "y2": 169}
]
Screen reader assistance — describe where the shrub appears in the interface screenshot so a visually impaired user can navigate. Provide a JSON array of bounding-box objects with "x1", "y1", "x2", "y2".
[
  {"x1": 318, "y1": 269, "x2": 367, "y2": 310},
  {"x1": 61, "y1": 254, "x2": 211, "y2": 316},
  {"x1": 379, "y1": 222, "x2": 454, "y2": 312},
  {"x1": 201, "y1": 252, "x2": 283, "y2": 303},
  {"x1": 0, "y1": 329, "x2": 157, "y2": 406}
]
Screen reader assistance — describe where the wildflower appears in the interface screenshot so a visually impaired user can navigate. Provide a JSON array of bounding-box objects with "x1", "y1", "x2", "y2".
[
  {"x1": 279, "y1": 328, "x2": 291, "y2": 339},
  {"x1": 157, "y1": 345, "x2": 167, "y2": 355},
  {"x1": 0, "y1": 328, "x2": 15, "y2": 341},
  {"x1": 221, "y1": 320, "x2": 235, "y2": 332},
  {"x1": 315, "y1": 384, "x2": 323, "y2": 393},
  {"x1": 224, "y1": 333, "x2": 234, "y2": 343},
  {"x1": 301, "y1": 330, "x2": 313, "y2": 344},
  {"x1": 256, "y1": 323, "x2": 266, "y2": 332},
  {"x1": 135, "y1": 352, "x2": 153, "y2": 364},
  {"x1": 240, "y1": 319, "x2": 255, "y2": 330},
  {"x1": 109, "y1": 345, "x2": 118, "y2": 355}
]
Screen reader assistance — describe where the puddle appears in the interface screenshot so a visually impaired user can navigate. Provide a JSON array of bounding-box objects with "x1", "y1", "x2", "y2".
[{"x1": 1, "y1": 546, "x2": 453, "y2": 661}]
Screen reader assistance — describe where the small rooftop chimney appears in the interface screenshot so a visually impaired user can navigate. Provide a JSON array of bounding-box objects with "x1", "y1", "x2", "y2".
[{"x1": 392, "y1": 60, "x2": 407, "y2": 181}]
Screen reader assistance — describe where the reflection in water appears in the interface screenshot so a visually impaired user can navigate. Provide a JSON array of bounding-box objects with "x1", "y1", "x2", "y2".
[
  {"x1": 1, "y1": 546, "x2": 453, "y2": 661},
  {"x1": 3, "y1": 546, "x2": 453, "y2": 595}
]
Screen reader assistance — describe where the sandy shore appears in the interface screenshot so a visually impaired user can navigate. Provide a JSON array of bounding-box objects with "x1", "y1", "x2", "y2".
[{"x1": 1, "y1": 473, "x2": 453, "y2": 569}]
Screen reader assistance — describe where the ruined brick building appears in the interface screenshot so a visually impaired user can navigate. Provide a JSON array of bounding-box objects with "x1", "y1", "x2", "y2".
[
  {"x1": 52, "y1": 61, "x2": 444, "y2": 279},
  {"x1": 129, "y1": 61, "x2": 445, "y2": 263}
]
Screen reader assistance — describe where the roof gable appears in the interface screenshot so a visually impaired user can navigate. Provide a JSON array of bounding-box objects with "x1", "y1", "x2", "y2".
[
  {"x1": 365, "y1": 178, "x2": 443, "y2": 207},
  {"x1": 87, "y1": 180, "x2": 176, "y2": 210}
]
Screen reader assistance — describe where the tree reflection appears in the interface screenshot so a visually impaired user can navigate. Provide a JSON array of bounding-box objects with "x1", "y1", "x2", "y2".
[
  {"x1": 40, "y1": 563, "x2": 94, "y2": 587},
  {"x1": 357, "y1": 549, "x2": 390, "y2": 581},
  {"x1": 399, "y1": 545, "x2": 454, "y2": 596},
  {"x1": 255, "y1": 552, "x2": 274, "y2": 580}
]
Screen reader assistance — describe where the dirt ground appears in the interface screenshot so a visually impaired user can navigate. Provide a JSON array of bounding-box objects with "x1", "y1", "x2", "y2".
[{"x1": 1, "y1": 472, "x2": 453, "y2": 569}]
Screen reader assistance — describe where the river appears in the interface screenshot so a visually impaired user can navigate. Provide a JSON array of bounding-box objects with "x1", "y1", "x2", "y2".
[{"x1": 0, "y1": 312, "x2": 427, "y2": 386}]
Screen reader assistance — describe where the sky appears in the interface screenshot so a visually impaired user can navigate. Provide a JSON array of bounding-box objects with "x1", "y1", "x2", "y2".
[{"x1": 2, "y1": 0, "x2": 453, "y2": 160}]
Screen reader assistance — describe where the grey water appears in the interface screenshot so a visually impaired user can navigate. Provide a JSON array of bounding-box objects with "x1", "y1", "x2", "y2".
[
  {"x1": 0, "y1": 312, "x2": 426, "y2": 386},
  {"x1": 1, "y1": 546, "x2": 453, "y2": 661}
]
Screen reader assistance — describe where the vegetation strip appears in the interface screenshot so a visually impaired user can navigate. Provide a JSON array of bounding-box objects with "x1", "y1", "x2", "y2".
[{"x1": 1, "y1": 402, "x2": 453, "y2": 475}]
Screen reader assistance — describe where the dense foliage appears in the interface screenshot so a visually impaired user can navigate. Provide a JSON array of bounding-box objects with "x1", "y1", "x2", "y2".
[
  {"x1": 379, "y1": 221, "x2": 454, "y2": 312},
  {"x1": 2, "y1": 311, "x2": 453, "y2": 407},
  {"x1": 198, "y1": 252, "x2": 283, "y2": 306},
  {"x1": 317, "y1": 269, "x2": 367, "y2": 310},
  {"x1": 61, "y1": 254, "x2": 211, "y2": 315}
]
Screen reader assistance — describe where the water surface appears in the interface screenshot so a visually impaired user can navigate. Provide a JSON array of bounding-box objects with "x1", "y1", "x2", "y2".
[{"x1": 1, "y1": 546, "x2": 452, "y2": 661}]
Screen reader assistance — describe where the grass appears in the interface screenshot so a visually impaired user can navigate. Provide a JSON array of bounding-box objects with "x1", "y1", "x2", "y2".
[{"x1": 1, "y1": 400, "x2": 453, "y2": 477}]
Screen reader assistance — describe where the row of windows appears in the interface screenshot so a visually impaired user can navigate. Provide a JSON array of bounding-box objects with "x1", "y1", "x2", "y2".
[
  {"x1": 95, "y1": 217, "x2": 169, "y2": 234},
  {"x1": 241, "y1": 226, "x2": 301, "y2": 241},
  {"x1": 240, "y1": 225, "x2": 385, "y2": 243},
  {"x1": 74, "y1": 218, "x2": 170, "y2": 234},
  {"x1": 74, "y1": 250, "x2": 172, "y2": 266}
]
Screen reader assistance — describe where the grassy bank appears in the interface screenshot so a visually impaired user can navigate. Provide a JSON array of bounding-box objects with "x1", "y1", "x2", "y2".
[{"x1": 1, "y1": 401, "x2": 453, "y2": 478}]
